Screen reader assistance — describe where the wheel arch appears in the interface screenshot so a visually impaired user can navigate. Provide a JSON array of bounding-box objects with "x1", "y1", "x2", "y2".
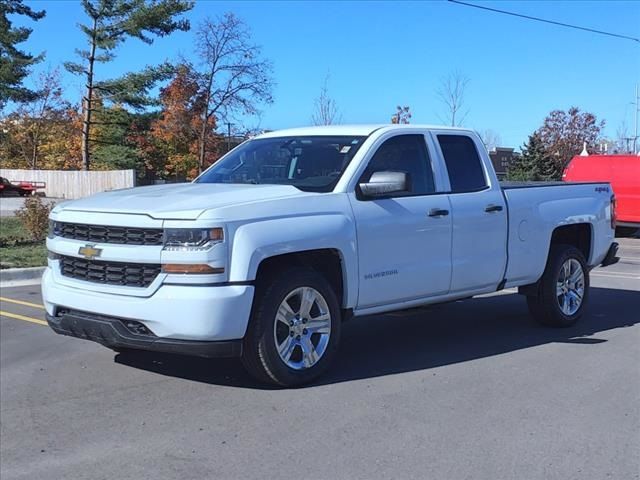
[
  {"x1": 548, "y1": 223, "x2": 593, "y2": 264},
  {"x1": 255, "y1": 249, "x2": 347, "y2": 309},
  {"x1": 228, "y1": 215, "x2": 358, "y2": 308},
  {"x1": 519, "y1": 223, "x2": 593, "y2": 297}
]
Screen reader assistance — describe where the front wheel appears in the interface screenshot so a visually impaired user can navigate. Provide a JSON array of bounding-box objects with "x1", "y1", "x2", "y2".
[
  {"x1": 527, "y1": 244, "x2": 589, "y2": 327},
  {"x1": 242, "y1": 267, "x2": 342, "y2": 387}
]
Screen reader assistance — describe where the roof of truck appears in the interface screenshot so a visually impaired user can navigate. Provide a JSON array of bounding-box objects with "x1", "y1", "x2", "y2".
[{"x1": 256, "y1": 124, "x2": 475, "y2": 139}]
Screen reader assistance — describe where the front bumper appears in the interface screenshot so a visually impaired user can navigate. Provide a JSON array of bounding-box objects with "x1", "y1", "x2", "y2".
[
  {"x1": 46, "y1": 310, "x2": 242, "y2": 357},
  {"x1": 42, "y1": 267, "x2": 255, "y2": 348}
]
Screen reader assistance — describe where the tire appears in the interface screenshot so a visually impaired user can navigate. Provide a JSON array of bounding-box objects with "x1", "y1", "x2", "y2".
[
  {"x1": 242, "y1": 267, "x2": 342, "y2": 387},
  {"x1": 527, "y1": 244, "x2": 589, "y2": 327}
]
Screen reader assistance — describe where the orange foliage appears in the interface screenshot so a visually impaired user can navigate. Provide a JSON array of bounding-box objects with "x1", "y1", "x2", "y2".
[{"x1": 149, "y1": 65, "x2": 219, "y2": 180}]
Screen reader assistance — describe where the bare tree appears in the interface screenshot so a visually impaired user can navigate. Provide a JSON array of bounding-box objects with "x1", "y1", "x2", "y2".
[
  {"x1": 391, "y1": 105, "x2": 411, "y2": 124},
  {"x1": 14, "y1": 68, "x2": 71, "y2": 169},
  {"x1": 311, "y1": 73, "x2": 341, "y2": 126},
  {"x1": 194, "y1": 13, "x2": 274, "y2": 173},
  {"x1": 537, "y1": 106, "x2": 604, "y2": 176},
  {"x1": 615, "y1": 120, "x2": 632, "y2": 153},
  {"x1": 478, "y1": 129, "x2": 502, "y2": 152},
  {"x1": 437, "y1": 71, "x2": 470, "y2": 127}
]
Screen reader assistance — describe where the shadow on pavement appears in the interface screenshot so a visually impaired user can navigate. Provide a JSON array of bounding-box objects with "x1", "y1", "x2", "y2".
[{"x1": 115, "y1": 287, "x2": 640, "y2": 389}]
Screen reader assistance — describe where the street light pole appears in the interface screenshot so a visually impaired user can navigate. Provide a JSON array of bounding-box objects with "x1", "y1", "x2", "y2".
[
  {"x1": 225, "y1": 122, "x2": 234, "y2": 153},
  {"x1": 634, "y1": 84, "x2": 639, "y2": 154}
]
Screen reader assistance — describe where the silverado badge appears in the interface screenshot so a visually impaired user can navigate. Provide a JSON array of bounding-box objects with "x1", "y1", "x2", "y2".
[{"x1": 78, "y1": 244, "x2": 102, "y2": 259}]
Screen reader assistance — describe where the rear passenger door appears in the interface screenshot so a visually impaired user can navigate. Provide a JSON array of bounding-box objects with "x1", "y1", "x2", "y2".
[{"x1": 434, "y1": 133, "x2": 508, "y2": 293}]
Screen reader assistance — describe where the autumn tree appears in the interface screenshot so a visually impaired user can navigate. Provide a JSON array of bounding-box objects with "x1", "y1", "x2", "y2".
[
  {"x1": 193, "y1": 13, "x2": 274, "y2": 173},
  {"x1": 391, "y1": 106, "x2": 411, "y2": 124},
  {"x1": 149, "y1": 64, "x2": 216, "y2": 179},
  {"x1": 0, "y1": 104, "x2": 83, "y2": 170},
  {"x1": 0, "y1": 69, "x2": 84, "y2": 170},
  {"x1": 12, "y1": 69, "x2": 72, "y2": 169},
  {"x1": 0, "y1": 0, "x2": 45, "y2": 109},
  {"x1": 537, "y1": 106, "x2": 604, "y2": 178},
  {"x1": 65, "y1": 0, "x2": 193, "y2": 170},
  {"x1": 311, "y1": 73, "x2": 341, "y2": 126},
  {"x1": 437, "y1": 71, "x2": 469, "y2": 127},
  {"x1": 38, "y1": 109, "x2": 83, "y2": 170}
]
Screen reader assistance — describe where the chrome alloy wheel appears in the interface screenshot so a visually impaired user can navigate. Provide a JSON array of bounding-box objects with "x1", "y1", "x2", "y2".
[
  {"x1": 273, "y1": 286, "x2": 331, "y2": 370},
  {"x1": 556, "y1": 258, "x2": 585, "y2": 316}
]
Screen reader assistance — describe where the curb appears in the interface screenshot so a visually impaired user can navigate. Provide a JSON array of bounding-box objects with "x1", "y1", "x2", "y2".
[{"x1": 0, "y1": 266, "x2": 46, "y2": 287}]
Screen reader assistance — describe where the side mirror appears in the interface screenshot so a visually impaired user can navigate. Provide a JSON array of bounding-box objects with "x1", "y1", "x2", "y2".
[{"x1": 359, "y1": 171, "x2": 409, "y2": 198}]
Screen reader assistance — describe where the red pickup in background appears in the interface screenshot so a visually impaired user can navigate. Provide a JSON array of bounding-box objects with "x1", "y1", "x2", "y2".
[{"x1": 0, "y1": 177, "x2": 46, "y2": 197}]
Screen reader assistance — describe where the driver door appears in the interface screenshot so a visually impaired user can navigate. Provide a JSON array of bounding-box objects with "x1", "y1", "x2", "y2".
[{"x1": 349, "y1": 134, "x2": 452, "y2": 309}]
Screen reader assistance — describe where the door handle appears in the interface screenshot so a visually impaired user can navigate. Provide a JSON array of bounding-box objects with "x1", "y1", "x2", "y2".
[
  {"x1": 484, "y1": 204, "x2": 504, "y2": 213},
  {"x1": 428, "y1": 208, "x2": 449, "y2": 217}
]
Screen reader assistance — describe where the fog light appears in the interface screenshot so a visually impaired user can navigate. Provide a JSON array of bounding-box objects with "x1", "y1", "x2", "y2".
[{"x1": 121, "y1": 320, "x2": 154, "y2": 336}]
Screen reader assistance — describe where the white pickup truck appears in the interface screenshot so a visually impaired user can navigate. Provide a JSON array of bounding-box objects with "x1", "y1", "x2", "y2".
[{"x1": 43, "y1": 125, "x2": 620, "y2": 386}]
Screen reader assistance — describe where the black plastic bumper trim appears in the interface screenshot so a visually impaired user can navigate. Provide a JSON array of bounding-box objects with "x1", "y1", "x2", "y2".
[
  {"x1": 601, "y1": 242, "x2": 620, "y2": 267},
  {"x1": 46, "y1": 310, "x2": 242, "y2": 358},
  {"x1": 162, "y1": 280, "x2": 255, "y2": 287}
]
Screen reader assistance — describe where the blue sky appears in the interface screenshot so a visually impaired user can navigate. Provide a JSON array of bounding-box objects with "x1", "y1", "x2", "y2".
[{"x1": 12, "y1": 0, "x2": 640, "y2": 148}]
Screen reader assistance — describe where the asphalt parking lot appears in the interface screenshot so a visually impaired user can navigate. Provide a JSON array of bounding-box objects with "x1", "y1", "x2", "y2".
[{"x1": 1, "y1": 239, "x2": 639, "y2": 480}]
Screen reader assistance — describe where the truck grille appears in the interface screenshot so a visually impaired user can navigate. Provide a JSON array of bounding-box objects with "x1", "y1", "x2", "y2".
[
  {"x1": 59, "y1": 255, "x2": 161, "y2": 288},
  {"x1": 53, "y1": 221, "x2": 163, "y2": 246}
]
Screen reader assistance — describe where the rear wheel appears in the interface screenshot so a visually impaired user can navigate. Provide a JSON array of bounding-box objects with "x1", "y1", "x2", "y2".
[
  {"x1": 242, "y1": 267, "x2": 341, "y2": 386},
  {"x1": 527, "y1": 244, "x2": 589, "y2": 327}
]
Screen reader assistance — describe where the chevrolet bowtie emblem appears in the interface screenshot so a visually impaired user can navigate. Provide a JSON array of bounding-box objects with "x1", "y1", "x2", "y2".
[{"x1": 78, "y1": 244, "x2": 102, "y2": 259}]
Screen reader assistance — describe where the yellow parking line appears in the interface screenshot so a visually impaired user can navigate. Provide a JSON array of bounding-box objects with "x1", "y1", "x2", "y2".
[
  {"x1": 0, "y1": 296, "x2": 45, "y2": 310},
  {"x1": 0, "y1": 310, "x2": 47, "y2": 326}
]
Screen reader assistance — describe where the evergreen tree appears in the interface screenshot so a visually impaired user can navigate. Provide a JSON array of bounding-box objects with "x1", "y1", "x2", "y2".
[
  {"x1": 507, "y1": 132, "x2": 551, "y2": 181},
  {"x1": 91, "y1": 102, "x2": 139, "y2": 170},
  {"x1": 0, "y1": 0, "x2": 45, "y2": 109},
  {"x1": 64, "y1": 0, "x2": 193, "y2": 170}
]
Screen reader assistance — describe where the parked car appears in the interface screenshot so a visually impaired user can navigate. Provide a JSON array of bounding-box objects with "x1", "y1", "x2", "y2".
[
  {"x1": 0, "y1": 176, "x2": 45, "y2": 197},
  {"x1": 563, "y1": 154, "x2": 640, "y2": 235},
  {"x1": 43, "y1": 125, "x2": 619, "y2": 386}
]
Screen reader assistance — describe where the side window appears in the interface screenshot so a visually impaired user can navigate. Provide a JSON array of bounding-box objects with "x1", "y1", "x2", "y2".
[
  {"x1": 437, "y1": 135, "x2": 488, "y2": 193},
  {"x1": 361, "y1": 134, "x2": 435, "y2": 195}
]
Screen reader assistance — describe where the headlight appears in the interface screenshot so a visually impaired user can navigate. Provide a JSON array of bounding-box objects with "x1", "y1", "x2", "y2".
[
  {"x1": 47, "y1": 220, "x2": 55, "y2": 239},
  {"x1": 163, "y1": 227, "x2": 224, "y2": 251}
]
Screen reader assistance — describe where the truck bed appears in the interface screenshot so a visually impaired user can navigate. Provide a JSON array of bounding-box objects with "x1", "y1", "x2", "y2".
[
  {"x1": 500, "y1": 180, "x2": 613, "y2": 288},
  {"x1": 500, "y1": 181, "x2": 600, "y2": 189}
]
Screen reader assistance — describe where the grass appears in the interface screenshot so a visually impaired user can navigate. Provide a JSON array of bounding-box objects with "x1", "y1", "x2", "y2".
[{"x1": 0, "y1": 217, "x2": 47, "y2": 269}]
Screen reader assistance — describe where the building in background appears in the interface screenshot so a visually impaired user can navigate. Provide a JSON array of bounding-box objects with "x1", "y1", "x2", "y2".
[{"x1": 488, "y1": 147, "x2": 519, "y2": 179}]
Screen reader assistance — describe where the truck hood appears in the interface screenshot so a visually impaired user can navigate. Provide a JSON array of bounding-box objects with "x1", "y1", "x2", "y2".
[{"x1": 59, "y1": 183, "x2": 308, "y2": 220}]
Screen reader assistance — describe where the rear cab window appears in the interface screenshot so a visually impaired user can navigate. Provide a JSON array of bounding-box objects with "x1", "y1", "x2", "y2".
[{"x1": 437, "y1": 134, "x2": 488, "y2": 193}]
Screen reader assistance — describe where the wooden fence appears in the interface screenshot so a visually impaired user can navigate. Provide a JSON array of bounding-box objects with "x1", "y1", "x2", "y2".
[{"x1": 0, "y1": 169, "x2": 136, "y2": 199}]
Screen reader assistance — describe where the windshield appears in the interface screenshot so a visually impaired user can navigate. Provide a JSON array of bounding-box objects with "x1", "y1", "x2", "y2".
[{"x1": 195, "y1": 135, "x2": 367, "y2": 192}]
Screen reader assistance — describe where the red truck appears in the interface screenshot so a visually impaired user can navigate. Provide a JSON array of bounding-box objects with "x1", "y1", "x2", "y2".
[
  {"x1": 0, "y1": 177, "x2": 46, "y2": 197},
  {"x1": 563, "y1": 154, "x2": 640, "y2": 234}
]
